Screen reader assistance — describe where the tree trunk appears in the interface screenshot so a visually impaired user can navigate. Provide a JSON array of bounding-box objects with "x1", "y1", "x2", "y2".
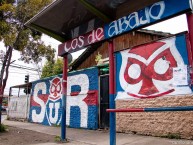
[{"x1": 0, "y1": 46, "x2": 13, "y2": 125}]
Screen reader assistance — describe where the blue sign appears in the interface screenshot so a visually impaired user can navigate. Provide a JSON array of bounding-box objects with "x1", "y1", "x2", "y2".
[{"x1": 104, "y1": 0, "x2": 192, "y2": 39}]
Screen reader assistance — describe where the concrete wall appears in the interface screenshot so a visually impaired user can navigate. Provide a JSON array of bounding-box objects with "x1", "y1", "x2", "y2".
[
  {"x1": 29, "y1": 67, "x2": 98, "y2": 129},
  {"x1": 8, "y1": 95, "x2": 30, "y2": 119}
]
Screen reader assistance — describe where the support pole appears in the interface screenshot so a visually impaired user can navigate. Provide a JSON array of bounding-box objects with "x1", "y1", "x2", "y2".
[
  {"x1": 107, "y1": 106, "x2": 193, "y2": 113},
  {"x1": 61, "y1": 54, "x2": 68, "y2": 141},
  {"x1": 187, "y1": 12, "x2": 193, "y2": 85},
  {"x1": 187, "y1": 12, "x2": 193, "y2": 51},
  {"x1": 108, "y1": 40, "x2": 116, "y2": 145}
]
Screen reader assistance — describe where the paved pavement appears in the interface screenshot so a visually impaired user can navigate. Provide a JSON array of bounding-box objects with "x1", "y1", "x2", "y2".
[{"x1": 2, "y1": 119, "x2": 193, "y2": 145}]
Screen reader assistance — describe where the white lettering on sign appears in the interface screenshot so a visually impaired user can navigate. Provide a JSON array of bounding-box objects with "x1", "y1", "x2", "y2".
[
  {"x1": 60, "y1": 27, "x2": 104, "y2": 54},
  {"x1": 78, "y1": 36, "x2": 84, "y2": 48},
  {"x1": 88, "y1": 27, "x2": 104, "y2": 44},
  {"x1": 107, "y1": 1, "x2": 165, "y2": 37},
  {"x1": 64, "y1": 36, "x2": 86, "y2": 52},
  {"x1": 96, "y1": 28, "x2": 104, "y2": 41}
]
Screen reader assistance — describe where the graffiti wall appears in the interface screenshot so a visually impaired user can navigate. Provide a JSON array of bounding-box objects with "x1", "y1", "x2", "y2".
[
  {"x1": 29, "y1": 67, "x2": 98, "y2": 129},
  {"x1": 8, "y1": 95, "x2": 30, "y2": 119},
  {"x1": 116, "y1": 33, "x2": 193, "y2": 100}
]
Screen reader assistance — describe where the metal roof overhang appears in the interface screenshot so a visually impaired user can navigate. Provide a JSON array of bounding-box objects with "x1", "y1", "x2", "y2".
[
  {"x1": 10, "y1": 83, "x2": 32, "y2": 88},
  {"x1": 25, "y1": 0, "x2": 161, "y2": 42}
]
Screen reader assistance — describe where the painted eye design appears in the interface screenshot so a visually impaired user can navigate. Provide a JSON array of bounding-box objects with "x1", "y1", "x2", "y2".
[
  {"x1": 49, "y1": 77, "x2": 62, "y2": 101},
  {"x1": 51, "y1": 85, "x2": 56, "y2": 93},
  {"x1": 154, "y1": 57, "x2": 170, "y2": 75},
  {"x1": 56, "y1": 83, "x2": 61, "y2": 92},
  {"x1": 127, "y1": 64, "x2": 141, "y2": 80},
  {"x1": 124, "y1": 42, "x2": 177, "y2": 96}
]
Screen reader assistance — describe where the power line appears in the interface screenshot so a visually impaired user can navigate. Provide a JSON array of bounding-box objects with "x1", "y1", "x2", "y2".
[
  {"x1": 9, "y1": 71, "x2": 39, "y2": 75},
  {"x1": 0, "y1": 62, "x2": 42, "y2": 72}
]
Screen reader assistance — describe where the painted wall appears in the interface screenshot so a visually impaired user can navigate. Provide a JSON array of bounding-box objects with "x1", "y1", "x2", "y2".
[
  {"x1": 29, "y1": 67, "x2": 98, "y2": 129},
  {"x1": 115, "y1": 33, "x2": 193, "y2": 100},
  {"x1": 115, "y1": 33, "x2": 193, "y2": 139},
  {"x1": 8, "y1": 95, "x2": 30, "y2": 119}
]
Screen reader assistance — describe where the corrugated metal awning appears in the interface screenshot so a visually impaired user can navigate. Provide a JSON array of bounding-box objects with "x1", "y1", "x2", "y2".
[{"x1": 25, "y1": 0, "x2": 160, "y2": 42}]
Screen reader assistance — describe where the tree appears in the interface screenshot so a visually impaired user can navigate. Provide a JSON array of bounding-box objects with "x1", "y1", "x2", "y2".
[
  {"x1": 0, "y1": 0, "x2": 55, "y2": 124},
  {"x1": 53, "y1": 58, "x2": 63, "y2": 75},
  {"x1": 41, "y1": 60, "x2": 54, "y2": 78},
  {"x1": 41, "y1": 58, "x2": 63, "y2": 78}
]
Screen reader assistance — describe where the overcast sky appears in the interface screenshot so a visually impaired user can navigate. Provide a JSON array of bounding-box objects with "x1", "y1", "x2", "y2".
[{"x1": 0, "y1": 13, "x2": 190, "y2": 95}]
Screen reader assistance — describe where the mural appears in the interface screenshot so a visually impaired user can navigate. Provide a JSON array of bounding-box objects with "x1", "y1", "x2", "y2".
[
  {"x1": 29, "y1": 67, "x2": 98, "y2": 129},
  {"x1": 116, "y1": 33, "x2": 193, "y2": 100}
]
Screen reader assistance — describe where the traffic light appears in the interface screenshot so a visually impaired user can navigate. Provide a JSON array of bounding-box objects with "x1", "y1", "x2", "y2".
[
  {"x1": 24, "y1": 87, "x2": 31, "y2": 94},
  {"x1": 24, "y1": 75, "x2": 29, "y2": 83}
]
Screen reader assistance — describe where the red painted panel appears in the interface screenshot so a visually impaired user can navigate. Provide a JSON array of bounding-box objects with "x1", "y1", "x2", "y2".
[
  {"x1": 106, "y1": 108, "x2": 144, "y2": 112},
  {"x1": 69, "y1": 90, "x2": 98, "y2": 105},
  {"x1": 31, "y1": 94, "x2": 49, "y2": 107},
  {"x1": 58, "y1": 27, "x2": 104, "y2": 56},
  {"x1": 187, "y1": 13, "x2": 193, "y2": 85},
  {"x1": 83, "y1": 90, "x2": 98, "y2": 105}
]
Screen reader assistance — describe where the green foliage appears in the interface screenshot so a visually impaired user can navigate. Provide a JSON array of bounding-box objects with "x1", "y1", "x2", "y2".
[
  {"x1": 54, "y1": 136, "x2": 68, "y2": 143},
  {"x1": 161, "y1": 133, "x2": 181, "y2": 139},
  {"x1": 53, "y1": 58, "x2": 63, "y2": 75},
  {"x1": 52, "y1": 124, "x2": 60, "y2": 127},
  {"x1": 0, "y1": 124, "x2": 7, "y2": 132},
  {"x1": 0, "y1": 0, "x2": 55, "y2": 113},
  {"x1": 54, "y1": 136, "x2": 61, "y2": 142},
  {"x1": 0, "y1": 20, "x2": 10, "y2": 40},
  {"x1": 41, "y1": 58, "x2": 63, "y2": 78},
  {"x1": 41, "y1": 60, "x2": 54, "y2": 78},
  {"x1": 0, "y1": 0, "x2": 55, "y2": 63}
]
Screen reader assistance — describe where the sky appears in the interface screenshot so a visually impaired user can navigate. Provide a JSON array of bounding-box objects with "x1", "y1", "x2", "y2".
[{"x1": 0, "y1": 13, "x2": 190, "y2": 95}]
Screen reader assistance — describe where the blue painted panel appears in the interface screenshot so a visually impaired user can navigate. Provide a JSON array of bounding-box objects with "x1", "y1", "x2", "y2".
[
  {"x1": 29, "y1": 67, "x2": 99, "y2": 129},
  {"x1": 70, "y1": 106, "x2": 80, "y2": 128},
  {"x1": 87, "y1": 106, "x2": 98, "y2": 129},
  {"x1": 104, "y1": 0, "x2": 192, "y2": 39},
  {"x1": 71, "y1": 85, "x2": 81, "y2": 93},
  {"x1": 115, "y1": 52, "x2": 123, "y2": 93},
  {"x1": 175, "y1": 34, "x2": 189, "y2": 65}
]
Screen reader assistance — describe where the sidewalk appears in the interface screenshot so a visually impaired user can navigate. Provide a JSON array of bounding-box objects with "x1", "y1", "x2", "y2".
[{"x1": 2, "y1": 120, "x2": 192, "y2": 145}]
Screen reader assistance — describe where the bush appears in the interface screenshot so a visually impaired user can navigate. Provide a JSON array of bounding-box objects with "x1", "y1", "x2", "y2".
[
  {"x1": 54, "y1": 136, "x2": 61, "y2": 142},
  {"x1": 161, "y1": 133, "x2": 181, "y2": 139},
  {"x1": 0, "y1": 124, "x2": 7, "y2": 132},
  {"x1": 54, "y1": 136, "x2": 69, "y2": 143}
]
